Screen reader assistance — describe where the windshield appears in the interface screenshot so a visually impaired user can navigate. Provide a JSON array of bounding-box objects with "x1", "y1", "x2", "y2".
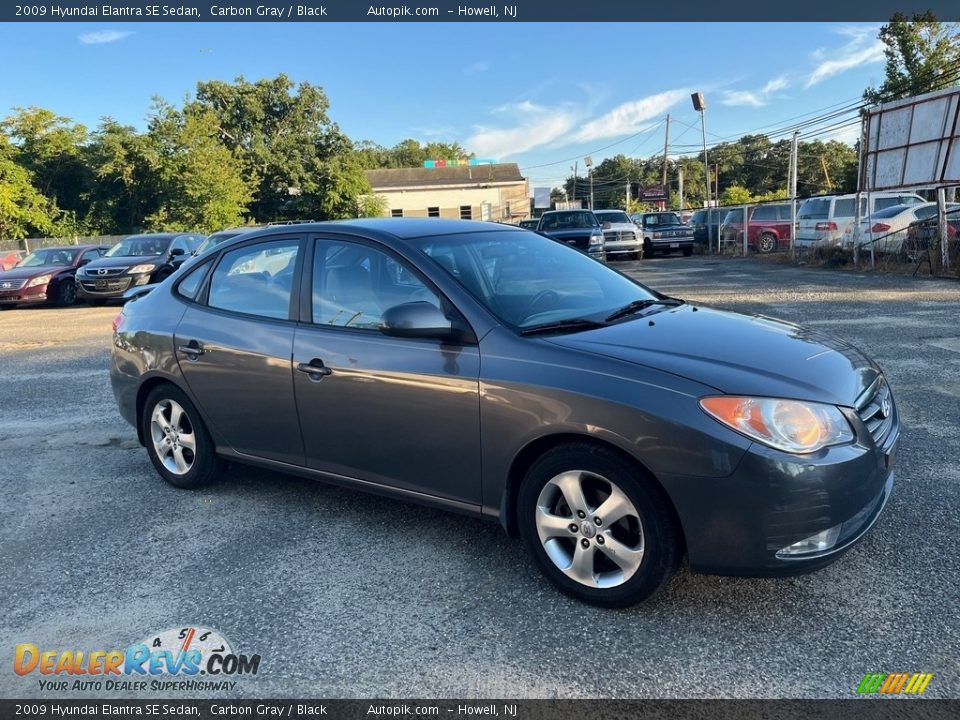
[
  {"x1": 595, "y1": 211, "x2": 632, "y2": 224},
  {"x1": 870, "y1": 204, "x2": 914, "y2": 220},
  {"x1": 106, "y1": 236, "x2": 170, "y2": 257},
  {"x1": 643, "y1": 213, "x2": 682, "y2": 226},
  {"x1": 411, "y1": 230, "x2": 658, "y2": 331},
  {"x1": 539, "y1": 211, "x2": 600, "y2": 230},
  {"x1": 195, "y1": 231, "x2": 243, "y2": 255},
  {"x1": 17, "y1": 248, "x2": 79, "y2": 267}
]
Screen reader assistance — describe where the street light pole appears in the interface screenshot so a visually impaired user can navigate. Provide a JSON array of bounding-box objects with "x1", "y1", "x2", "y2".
[
  {"x1": 584, "y1": 156, "x2": 594, "y2": 210},
  {"x1": 691, "y1": 92, "x2": 712, "y2": 252}
]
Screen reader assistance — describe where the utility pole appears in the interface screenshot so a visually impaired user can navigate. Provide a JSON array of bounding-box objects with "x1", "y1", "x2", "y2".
[
  {"x1": 678, "y1": 167, "x2": 684, "y2": 209},
  {"x1": 789, "y1": 131, "x2": 799, "y2": 260},
  {"x1": 584, "y1": 156, "x2": 594, "y2": 210},
  {"x1": 571, "y1": 162, "x2": 577, "y2": 202},
  {"x1": 625, "y1": 179, "x2": 631, "y2": 207},
  {"x1": 662, "y1": 114, "x2": 670, "y2": 188}
]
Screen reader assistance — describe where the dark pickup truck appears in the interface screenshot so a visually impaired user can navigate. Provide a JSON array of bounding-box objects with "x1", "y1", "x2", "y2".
[
  {"x1": 536, "y1": 210, "x2": 607, "y2": 262},
  {"x1": 634, "y1": 211, "x2": 695, "y2": 257}
]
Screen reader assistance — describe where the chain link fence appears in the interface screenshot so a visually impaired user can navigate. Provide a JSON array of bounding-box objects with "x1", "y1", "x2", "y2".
[{"x1": 0, "y1": 235, "x2": 125, "y2": 253}]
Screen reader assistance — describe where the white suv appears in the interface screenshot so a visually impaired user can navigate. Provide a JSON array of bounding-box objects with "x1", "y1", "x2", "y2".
[{"x1": 593, "y1": 209, "x2": 643, "y2": 260}]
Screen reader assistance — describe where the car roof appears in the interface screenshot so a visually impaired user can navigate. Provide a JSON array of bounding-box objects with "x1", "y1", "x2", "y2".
[{"x1": 227, "y1": 218, "x2": 527, "y2": 242}]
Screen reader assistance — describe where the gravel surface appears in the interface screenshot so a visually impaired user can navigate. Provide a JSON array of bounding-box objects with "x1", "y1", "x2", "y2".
[{"x1": 1, "y1": 256, "x2": 958, "y2": 699}]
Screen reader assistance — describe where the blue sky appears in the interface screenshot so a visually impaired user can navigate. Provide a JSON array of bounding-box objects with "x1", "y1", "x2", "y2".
[{"x1": 0, "y1": 22, "x2": 889, "y2": 188}]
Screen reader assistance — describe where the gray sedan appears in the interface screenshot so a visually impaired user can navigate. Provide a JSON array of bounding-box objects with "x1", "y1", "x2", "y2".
[{"x1": 110, "y1": 219, "x2": 898, "y2": 606}]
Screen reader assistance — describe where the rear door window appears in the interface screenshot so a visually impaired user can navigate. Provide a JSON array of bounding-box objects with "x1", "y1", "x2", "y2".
[
  {"x1": 752, "y1": 205, "x2": 777, "y2": 221},
  {"x1": 833, "y1": 198, "x2": 856, "y2": 218},
  {"x1": 799, "y1": 199, "x2": 830, "y2": 219}
]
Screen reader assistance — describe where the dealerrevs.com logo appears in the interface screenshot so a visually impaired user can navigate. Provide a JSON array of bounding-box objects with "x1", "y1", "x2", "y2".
[{"x1": 14, "y1": 627, "x2": 261, "y2": 693}]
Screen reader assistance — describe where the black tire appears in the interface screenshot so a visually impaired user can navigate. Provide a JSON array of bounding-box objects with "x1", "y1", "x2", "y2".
[
  {"x1": 517, "y1": 443, "x2": 681, "y2": 607},
  {"x1": 54, "y1": 280, "x2": 77, "y2": 307},
  {"x1": 141, "y1": 383, "x2": 225, "y2": 489},
  {"x1": 682, "y1": 245, "x2": 693, "y2": 257},
  {"x1": 643, "y1": 240, "x2": 654, "y2": 258},
  {"x1": 85, "y1": 298, "x2": 108, "y2": 307},
  {"x1": 758, "y1": 233, "x2": 777, "y2": 254}
]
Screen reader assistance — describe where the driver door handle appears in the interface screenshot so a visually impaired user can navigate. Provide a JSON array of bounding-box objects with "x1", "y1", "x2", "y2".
[
  {"x1": 297, "y1": 359, "x2": 333, "y2": 380},
  {"x1": 177, "y1": 340, "x2": 204, "y2": 358}
]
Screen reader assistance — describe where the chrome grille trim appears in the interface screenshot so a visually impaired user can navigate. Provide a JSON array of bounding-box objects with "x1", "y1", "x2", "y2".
[
  {"x1": 0, "y1": 278, "x2": 28, "y2": 291},
  {"x1": 855, "y1": 376, "x2": 894, "y2": 447}
]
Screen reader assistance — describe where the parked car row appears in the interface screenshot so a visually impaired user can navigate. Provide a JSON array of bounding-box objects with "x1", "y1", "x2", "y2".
[
  {"x1": 0, "y1": 233, "x2": 203, "y2": 309},
  {"x1": 525, "y1": 209, "x2": 694, "y2": 261}
]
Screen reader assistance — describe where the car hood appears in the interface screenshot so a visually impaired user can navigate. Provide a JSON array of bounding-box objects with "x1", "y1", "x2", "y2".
[
  {"x1": 599, "y1": 222, "x2": 637, "y2": 231},
  {"x1": 548, "y1": 304, "x2": 879, "y2": 406},
  {"x1": 83, "y1": 256, "x2": 163, "y2": 271},
  {"x1": 0, "y1": 265, "x2": 70, "y2": 280}
]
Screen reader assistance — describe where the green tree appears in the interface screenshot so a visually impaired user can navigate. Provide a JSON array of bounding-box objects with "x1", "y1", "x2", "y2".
[
  {"x1": 188, "y1": 74, "x2": 370, "y2": 221},
  {"x1": 0, "y1": 134, "x2": 56, "y2": 240},
  {"x1": 864, "y1": 12, "x2": 960, "y2": 105},
  {"x1": 719, "y1": 185, "x2": 754, "y2": 205},
  {"x1": 1, "y1": 107, "x2": 93, "y2": 226},
  {"x1": 144, "y1": 104, "x2": 252, "y2": 233}
]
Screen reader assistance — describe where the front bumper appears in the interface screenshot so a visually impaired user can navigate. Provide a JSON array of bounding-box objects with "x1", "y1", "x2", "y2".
[
  {"x1": 660, "y1": 410, "x2": 899, "y2": 576},
  {"x1": 0, "y1": 284, "x2": 48, "y2": 305}
]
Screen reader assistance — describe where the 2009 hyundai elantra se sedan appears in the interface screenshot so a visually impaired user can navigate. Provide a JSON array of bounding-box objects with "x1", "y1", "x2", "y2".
[{"x1": 111, "y1": 219, "x2": 898, "y2": 606}]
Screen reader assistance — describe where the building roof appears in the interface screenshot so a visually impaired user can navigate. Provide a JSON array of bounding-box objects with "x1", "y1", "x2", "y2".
[{"x1": 366, "y1": 163, "x2": 525, "y2": 190}]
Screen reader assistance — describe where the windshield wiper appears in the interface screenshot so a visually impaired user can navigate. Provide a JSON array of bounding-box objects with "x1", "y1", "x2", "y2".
[
  {"x1": 520, "y1": 318, "x2": 607, "y2": 336},
  {"x1": 605, "y1": 297, "x2": 684, "y2": 322}
]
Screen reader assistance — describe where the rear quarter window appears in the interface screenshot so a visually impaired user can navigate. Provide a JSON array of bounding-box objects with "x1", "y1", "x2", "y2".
[{"x1": 833, "y1": 199, "x2": 856, "y2": 218}]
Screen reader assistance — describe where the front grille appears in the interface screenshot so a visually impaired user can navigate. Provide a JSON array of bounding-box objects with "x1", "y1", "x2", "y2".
[
  {"x1": 84, "y1": 267, "x2": 127, "y2": 277},
  {"x1": 603, "y1": 230, "x2": 637, "y2": 243},
  {"x1": 80, "y1": 277, "x2": 132, "y2": 294},
  {"x1": 856, "y1": 377, "x2": 894, "y2": 447},
  {"x1": 557, "y1": 235, "x2": 590, "y2": 249},
  {"x1": 0, "y1": 279, "x2": 28, "y2": 291}
]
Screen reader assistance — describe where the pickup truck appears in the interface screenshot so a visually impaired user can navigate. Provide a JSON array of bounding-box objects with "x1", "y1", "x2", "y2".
[{"x1": 633, "y1": 211, "x2": 695, "y2": 257}]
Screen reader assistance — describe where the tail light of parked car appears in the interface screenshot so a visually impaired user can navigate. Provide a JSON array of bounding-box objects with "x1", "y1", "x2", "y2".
[
  {"x1": 112, "y1": 312, "x2": 126, "y2": 334},
  {"x1": 815, "y1": 222, "x2": 838, "y2": 231},
  {"x1": 871, "y1": 223, "x2": 891, "y2": 233}
]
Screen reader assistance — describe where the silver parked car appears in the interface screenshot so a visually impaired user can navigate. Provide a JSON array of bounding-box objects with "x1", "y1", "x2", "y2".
[{"x1": 111, "y1": 219, "x2": 897, "y2": 606}]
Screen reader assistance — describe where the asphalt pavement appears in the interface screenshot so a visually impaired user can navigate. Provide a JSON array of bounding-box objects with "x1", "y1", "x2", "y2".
[{"x1": 1, "y1": 256, "x2": 958, "y2": 699}]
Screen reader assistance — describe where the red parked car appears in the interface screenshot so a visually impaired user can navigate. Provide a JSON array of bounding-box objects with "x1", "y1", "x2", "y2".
[
  {"x1": 720, "y1": 203, "x2": 794, "y2": 253},
  {"x1": 0, "y1": 244, "x2": 110, "y2": 308},
  {"x1": 0, "y1": 249, "x2": 25, "y2": 271}
]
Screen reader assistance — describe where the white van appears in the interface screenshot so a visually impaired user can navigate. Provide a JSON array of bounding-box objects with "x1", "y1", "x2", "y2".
[{"x1": 795, "y1": 192, "x2": 925, "y2": 249}]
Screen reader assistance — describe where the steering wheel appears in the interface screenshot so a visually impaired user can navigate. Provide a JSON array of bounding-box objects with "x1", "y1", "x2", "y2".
[{"x1": 524, "y1": 289, "x2": 560, "y2": 319}]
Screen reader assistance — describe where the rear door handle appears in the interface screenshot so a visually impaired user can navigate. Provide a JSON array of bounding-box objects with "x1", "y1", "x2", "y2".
[
  {"x1": 297, "y1": 359, "x2": 333, "y2": 381},
  {"x1": 177, "y1": 340, "x2": 204, "y2": 358}
]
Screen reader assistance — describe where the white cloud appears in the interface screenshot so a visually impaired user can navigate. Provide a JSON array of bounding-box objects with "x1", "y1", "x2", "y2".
[
  {"x1": 721, "y1": 91, "x2": 766, "y2": 108},
  {"x1": 763, "y1": 76, "x2": 789, "y2": 94},
  {"x1": 571, "y1": 89, "x2": 689, "y2": 143},
  {"x1": 465, "y1": 102, "x2": 580, "y2": 158},
  {"x1": 78, "y1": 30, "x2": 134, "y2": 44},
  {"x1": 721, "y1": 76, "x2": 791, "y2": 107},
  {"x1": 464, "y1": 62, "x2": 490, "y2": 76},
  {"x1": 805, "y1": 26, "x2": 884, "y2": 88}
]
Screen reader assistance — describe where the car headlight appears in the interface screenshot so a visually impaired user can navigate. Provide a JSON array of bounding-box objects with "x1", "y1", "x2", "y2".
[
  {"x1": 589, "y1": 232, "x2": 604, "y2": 246},
  {"x1": 699, "y1": 396, "x2": 854, "y2": 454},
  {"x1": 129, "y1": 264, "x2": 156, "y2": 274},
  {"x1": 26, "y1": 274, "x2": 53, "y2": 288},
  {"x1": 652, "y1": 232, "x2": 662, "y2": 239}
]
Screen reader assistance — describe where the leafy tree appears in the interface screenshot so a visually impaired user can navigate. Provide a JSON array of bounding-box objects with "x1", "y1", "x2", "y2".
[
  {"x1": 86, "y1": 119, "x2": 161, "y2": 234},
  {"x1": 719, "y1": 185, "x2": 753, "y2": 206},
  {"x1": 1, "y1": 107, "x2": 93, "y2": 225},
  {"x1": 864, "y1": 12, "x2": 960, "y2": 105},
  {"x1": 0, "y1": 134, "x2": 56, "y2": 240},
  {"x1": 188, "y1": 74, "x2": 370, "y2": 221},
  {"x1": 144, "y1": 104, "x2": 252, "y2": 232}
]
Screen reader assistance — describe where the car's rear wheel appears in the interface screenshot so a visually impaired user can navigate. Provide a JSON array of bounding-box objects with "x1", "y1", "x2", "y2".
[
  {"x1": 142, "y1": 384, "x2": 224, "y2": 489},
  {"x1": 517, "y1": 443, "x2": 680, "y2": 607},
  {"x1": 55, "y1": 280, "x2": 77, "y2": 307},
  {"x1": 758, "y1": 233, "x2": 777, "y2": 253}
]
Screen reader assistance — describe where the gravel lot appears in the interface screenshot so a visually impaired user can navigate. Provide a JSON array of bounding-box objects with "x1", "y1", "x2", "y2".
[{"x1": 1, "y1": 256, "x2": 958, "y2": 699}]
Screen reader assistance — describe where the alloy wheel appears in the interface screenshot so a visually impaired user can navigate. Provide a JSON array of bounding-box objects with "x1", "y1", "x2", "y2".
[
  {"x1": 149, "y1": 399, "x2": 197, "y2": 476},
  {"x1": 535, "y1": 470, "x2": 645, "y2": 589}
]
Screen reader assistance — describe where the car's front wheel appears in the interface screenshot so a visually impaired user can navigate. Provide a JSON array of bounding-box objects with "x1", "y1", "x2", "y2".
[
  {"x1": 55, "y1": 280, "x2": 77, "y2": 307},
  {"x1": 758, "y1": 233, "x2": 777, "y2": 253},
  {"x1": 142, "y1": 384, "x2": 224, "y2": 489},
  {"x1": 518, "y1": 443, "x2": 680, "y2": 607}
]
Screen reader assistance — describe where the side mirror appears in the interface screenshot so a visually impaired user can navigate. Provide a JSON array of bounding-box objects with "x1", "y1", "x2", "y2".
[
  {"x1": 169, "y1": 247, "x2": 186, "y2": 257},
  {"x1": 77, "y1": 258, "x2": 90, "y2": 267},
  {"x1": 380, "y1": 301, "x2": 455, "y2": 340}
]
